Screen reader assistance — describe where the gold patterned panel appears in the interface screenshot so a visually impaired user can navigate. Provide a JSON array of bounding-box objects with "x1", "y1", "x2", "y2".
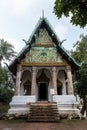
[
  {"x1": 31, "y1": 47, "x2": 56, "y2": 62},
  {"x1": 35, "y1": 29, "x2": 54, "y2": 47},
  {"x1": 21, "y1": 28, "x2": 67, "y2": 64},
  {"x1": 22, "y1": 47, "x2": 66, "y2": 64}
]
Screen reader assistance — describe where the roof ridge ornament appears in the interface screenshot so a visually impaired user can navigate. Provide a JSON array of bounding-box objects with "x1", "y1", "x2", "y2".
[{"x1": 42, "y1": 9, "x2": 44, "y2": 18}]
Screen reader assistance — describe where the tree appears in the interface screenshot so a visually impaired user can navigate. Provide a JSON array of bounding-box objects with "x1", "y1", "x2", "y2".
[
  {"x1": 0, "y1": 67, "x2": 15, "y2": 104},
  {"x1": 0, "y1": 39, "x2": 17, "y2": 67},
  {"x1": 71, "y1": 35, "x2": 87, "y2": 116},
  {"x1": 0, "y1": 39, "x2": 16, "y2": 104},
  {"x1": 71, "y1": 35, "x2": 87, "y2": 97},
  {"x1": 71, "y1": 35, "x2": 87, "y2": 63},
  {"x1": 54, "y1": 0, "x2": 87, "y2": 27},
  {"x1": 0, "y1": 86, "x2": 14, "y2": 104},
  {"x1": 0, "y1": 67, "x2": 7, "y2": 86},
  {"x1": 0, "y1": 67, "x2": 15, "y2": 89}
]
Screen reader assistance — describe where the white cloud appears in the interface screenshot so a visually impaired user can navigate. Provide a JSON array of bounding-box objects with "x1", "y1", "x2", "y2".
[
  {"x1": 0, "y1": 0, "x2": 38, "y2": 16},
  {"x1": 54, "y1": 23, "x2": 68, "y2": 40},
  {"x1": 11, "y1": 0, "x2": 38, "y2": 15}
]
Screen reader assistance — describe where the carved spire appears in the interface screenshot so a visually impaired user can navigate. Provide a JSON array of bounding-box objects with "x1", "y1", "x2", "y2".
[{"x1": 42, "y1": 9, "x2": 44, "y2": 18}]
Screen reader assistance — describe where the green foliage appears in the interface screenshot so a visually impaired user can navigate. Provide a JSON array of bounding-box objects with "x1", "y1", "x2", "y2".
[
  {"x1": 71, "y1": 35, "x2": 87, "y2": 99},
  {"x1": 0, "y1": 87, "x2": 14, "y2": 104},
  {"x1": 0, "y1": 38, "x2": 16, "y2": 104},
  {"x1": 76, "y1": 63, "x2": 87, "y2": 99},
  {"x1": 85, "y1": 95, "x2": 87, "y2": 100},
  {"x1": 54, "y1": 0, "x2": 87, "y2": 27},
  {"x1": 0, "y1": 103, "x2": 9, "y2": 114},
  {"x1": 0, "y1": 67, "x2": 7, "y2": 85},
  {"x1": 0, "y1": 67, "x2": 14, "y2": 104},
  {"x1": 0, "y1": 67, "x2": 15, "y2": 89},
  {"x1": 71, "y1": 35, "x2": 87, "y2": 63},
  {"x1": 0, "y1": 38, "x2": 17, "y2": 67}
]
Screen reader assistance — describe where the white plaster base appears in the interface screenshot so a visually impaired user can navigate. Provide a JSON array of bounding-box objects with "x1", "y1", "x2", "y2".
[
  {"x1": 8, "y1": 96, "x2": 35, "y2": 115},
  {"x1": 8, "y1": 95, "x2": 80, "y2": 118},
  {"x1": 53, "y1": 95, "x2": 80, "y2": 116}
]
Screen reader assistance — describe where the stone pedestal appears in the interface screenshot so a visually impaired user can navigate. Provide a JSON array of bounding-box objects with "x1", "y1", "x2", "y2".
[
  {"x1": 53, "y1": 95, "x2": 80, "y2": 117},
  {"x1": 8, "y1": 96, "x2": 35, "y2": 115}
]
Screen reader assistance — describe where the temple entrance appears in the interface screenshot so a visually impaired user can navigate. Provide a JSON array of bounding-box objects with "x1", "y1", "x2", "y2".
[
  {"x1": 24, "y1": 80, "x2": 31, "y2": 95},
  {"x1": 38, "y1": 82, "x2": 48, "y2": 101},
  {"x1": 57, "y1": 79, "x2": 62, "y2": 95}
]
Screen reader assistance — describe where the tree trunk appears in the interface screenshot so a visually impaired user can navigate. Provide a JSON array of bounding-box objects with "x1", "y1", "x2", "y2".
[
  {"x1": 80, "y1": 100, "x2": 86, "y2": 116},
  {"x1": 86, "y1": 101, "x2": 87, "y2": 117},
  {"x1": 0, "y1": 56, "x2": 2, "y2": 68},
  {"x1": 0, "y1": 61, "x2": 1, "y2": 68}
]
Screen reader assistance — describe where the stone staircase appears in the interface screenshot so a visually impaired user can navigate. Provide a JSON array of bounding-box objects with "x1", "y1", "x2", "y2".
[{"x1": 28, "y1": 102, "x2": 60, "y2": 122}]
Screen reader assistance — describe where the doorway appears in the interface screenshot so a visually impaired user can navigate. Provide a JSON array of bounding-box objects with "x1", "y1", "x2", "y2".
[
  {"x1": 38, "y1": 82, "x2": 48, "y2": 101},
  {"x1": 24, "y1": 80, "x2": 31, "y2": 95}
]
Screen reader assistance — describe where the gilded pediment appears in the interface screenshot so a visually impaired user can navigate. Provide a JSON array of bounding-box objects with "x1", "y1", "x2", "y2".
[
  {"x1": 21, "y1": 28, "x2": 67, "y2": 64},
  {"x1": 34, "y1": 29, "x2": 54, "y2": 47},
  {"x1": 21, "y1": 47, "x2": 67, "y2": 64}
]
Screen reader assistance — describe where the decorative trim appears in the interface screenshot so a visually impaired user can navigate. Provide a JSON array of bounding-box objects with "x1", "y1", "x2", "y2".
[
  {"x1": 20, "y1": 61, "x2": 68, "y2": 67},
  {"x1": 34, "y1": 43, "x2": 55, "y2": 47}
]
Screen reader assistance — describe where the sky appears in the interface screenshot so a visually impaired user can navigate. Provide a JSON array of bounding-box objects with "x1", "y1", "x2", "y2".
[{"x1": 0, "y1": 0, "x2": 87, "y2": 53}]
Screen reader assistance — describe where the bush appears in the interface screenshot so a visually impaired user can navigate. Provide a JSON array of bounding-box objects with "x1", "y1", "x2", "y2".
[
  {"x1": 0, "y1": 103, "x2": 9, "y2": 114},
  {"x1": 0, "y1": 87, "x2": 14, "y2": 104}
]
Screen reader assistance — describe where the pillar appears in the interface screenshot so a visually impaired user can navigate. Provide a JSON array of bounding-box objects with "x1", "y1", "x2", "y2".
[
  {"x1": 15, "y1": 65, "x2": 22, "y2": 95},
  {"x1": 62, "y1": 81, "x2": 66, "y2": 95},
  {"x1": 52, "y1": 67, "x2": 57, "y2": 94},
  {"x1": 31, "y1": 67, "x2": 37, "y2": 95},
  {"x1": 66, "y1": 65, "x2": 74, "y2": 95}
]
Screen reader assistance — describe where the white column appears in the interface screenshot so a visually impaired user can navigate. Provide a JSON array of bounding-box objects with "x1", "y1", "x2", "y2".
[
  {"x1": 31, "y1": 67, "x2": 37, "y2": 95},
  {"x1": 66, "y1": 66, "x2": 74, "y2": 95},
  {"x1": 52, "y1": 67, "x2": 57, "y2": 95},
  {"x1": 15, "y1": 65, "x2": 22, "y2": 95},
  {"x1": 62, "y1": 81, "x2": 66, "y2": 95}
]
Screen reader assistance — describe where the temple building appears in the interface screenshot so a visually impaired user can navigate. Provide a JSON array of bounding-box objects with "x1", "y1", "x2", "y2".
[{"x1": 8, "y1": 16, "x2": 80, "y2": 119}]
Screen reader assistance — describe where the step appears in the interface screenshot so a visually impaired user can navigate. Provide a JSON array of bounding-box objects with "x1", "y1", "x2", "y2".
[
  {"x1": 30, "y1": 110, "x2": 58, "y2": 112},
  {"x1": 28, "y1": 102, "x2": 60, "y2": 122},
  {"x1": 28, "y1": 116, "x2": 59, "y2": 119},
  {"x1": 29, "y1": 111, "x2": 58, "y2": 115},
  {"x1": 27, "y1": 118, "x2": 59, "y2": 122},
  {"x1": 30, "y1": 107, "x2": 57, "y2": 109},
  {"x1": 29, "y1": 114, "x2": 58, "y2": 117}
]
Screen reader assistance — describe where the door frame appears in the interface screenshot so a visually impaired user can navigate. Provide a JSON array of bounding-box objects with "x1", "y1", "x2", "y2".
[{"x1": 38, "y1": 82, "x2": 48, "y2": 101}]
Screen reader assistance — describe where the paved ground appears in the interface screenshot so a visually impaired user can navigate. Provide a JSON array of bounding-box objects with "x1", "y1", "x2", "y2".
[{"x1": 0, "y1": 120, "x2": 87, "y2": 130}]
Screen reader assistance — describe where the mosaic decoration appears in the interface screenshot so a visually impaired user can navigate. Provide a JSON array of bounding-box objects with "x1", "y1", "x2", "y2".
[
  {"x1": 35, "y1": 28, "x2": 54, "y2": 46},
  {"x1": 31, "y1": 47, "x2": 56, "y2": 62},
  {"x1": 25, "y1": 47, "x2": 64, "y2": 63},
  {"x1": 22, "y1": 28, "x2": 65, "y2": 63}
]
